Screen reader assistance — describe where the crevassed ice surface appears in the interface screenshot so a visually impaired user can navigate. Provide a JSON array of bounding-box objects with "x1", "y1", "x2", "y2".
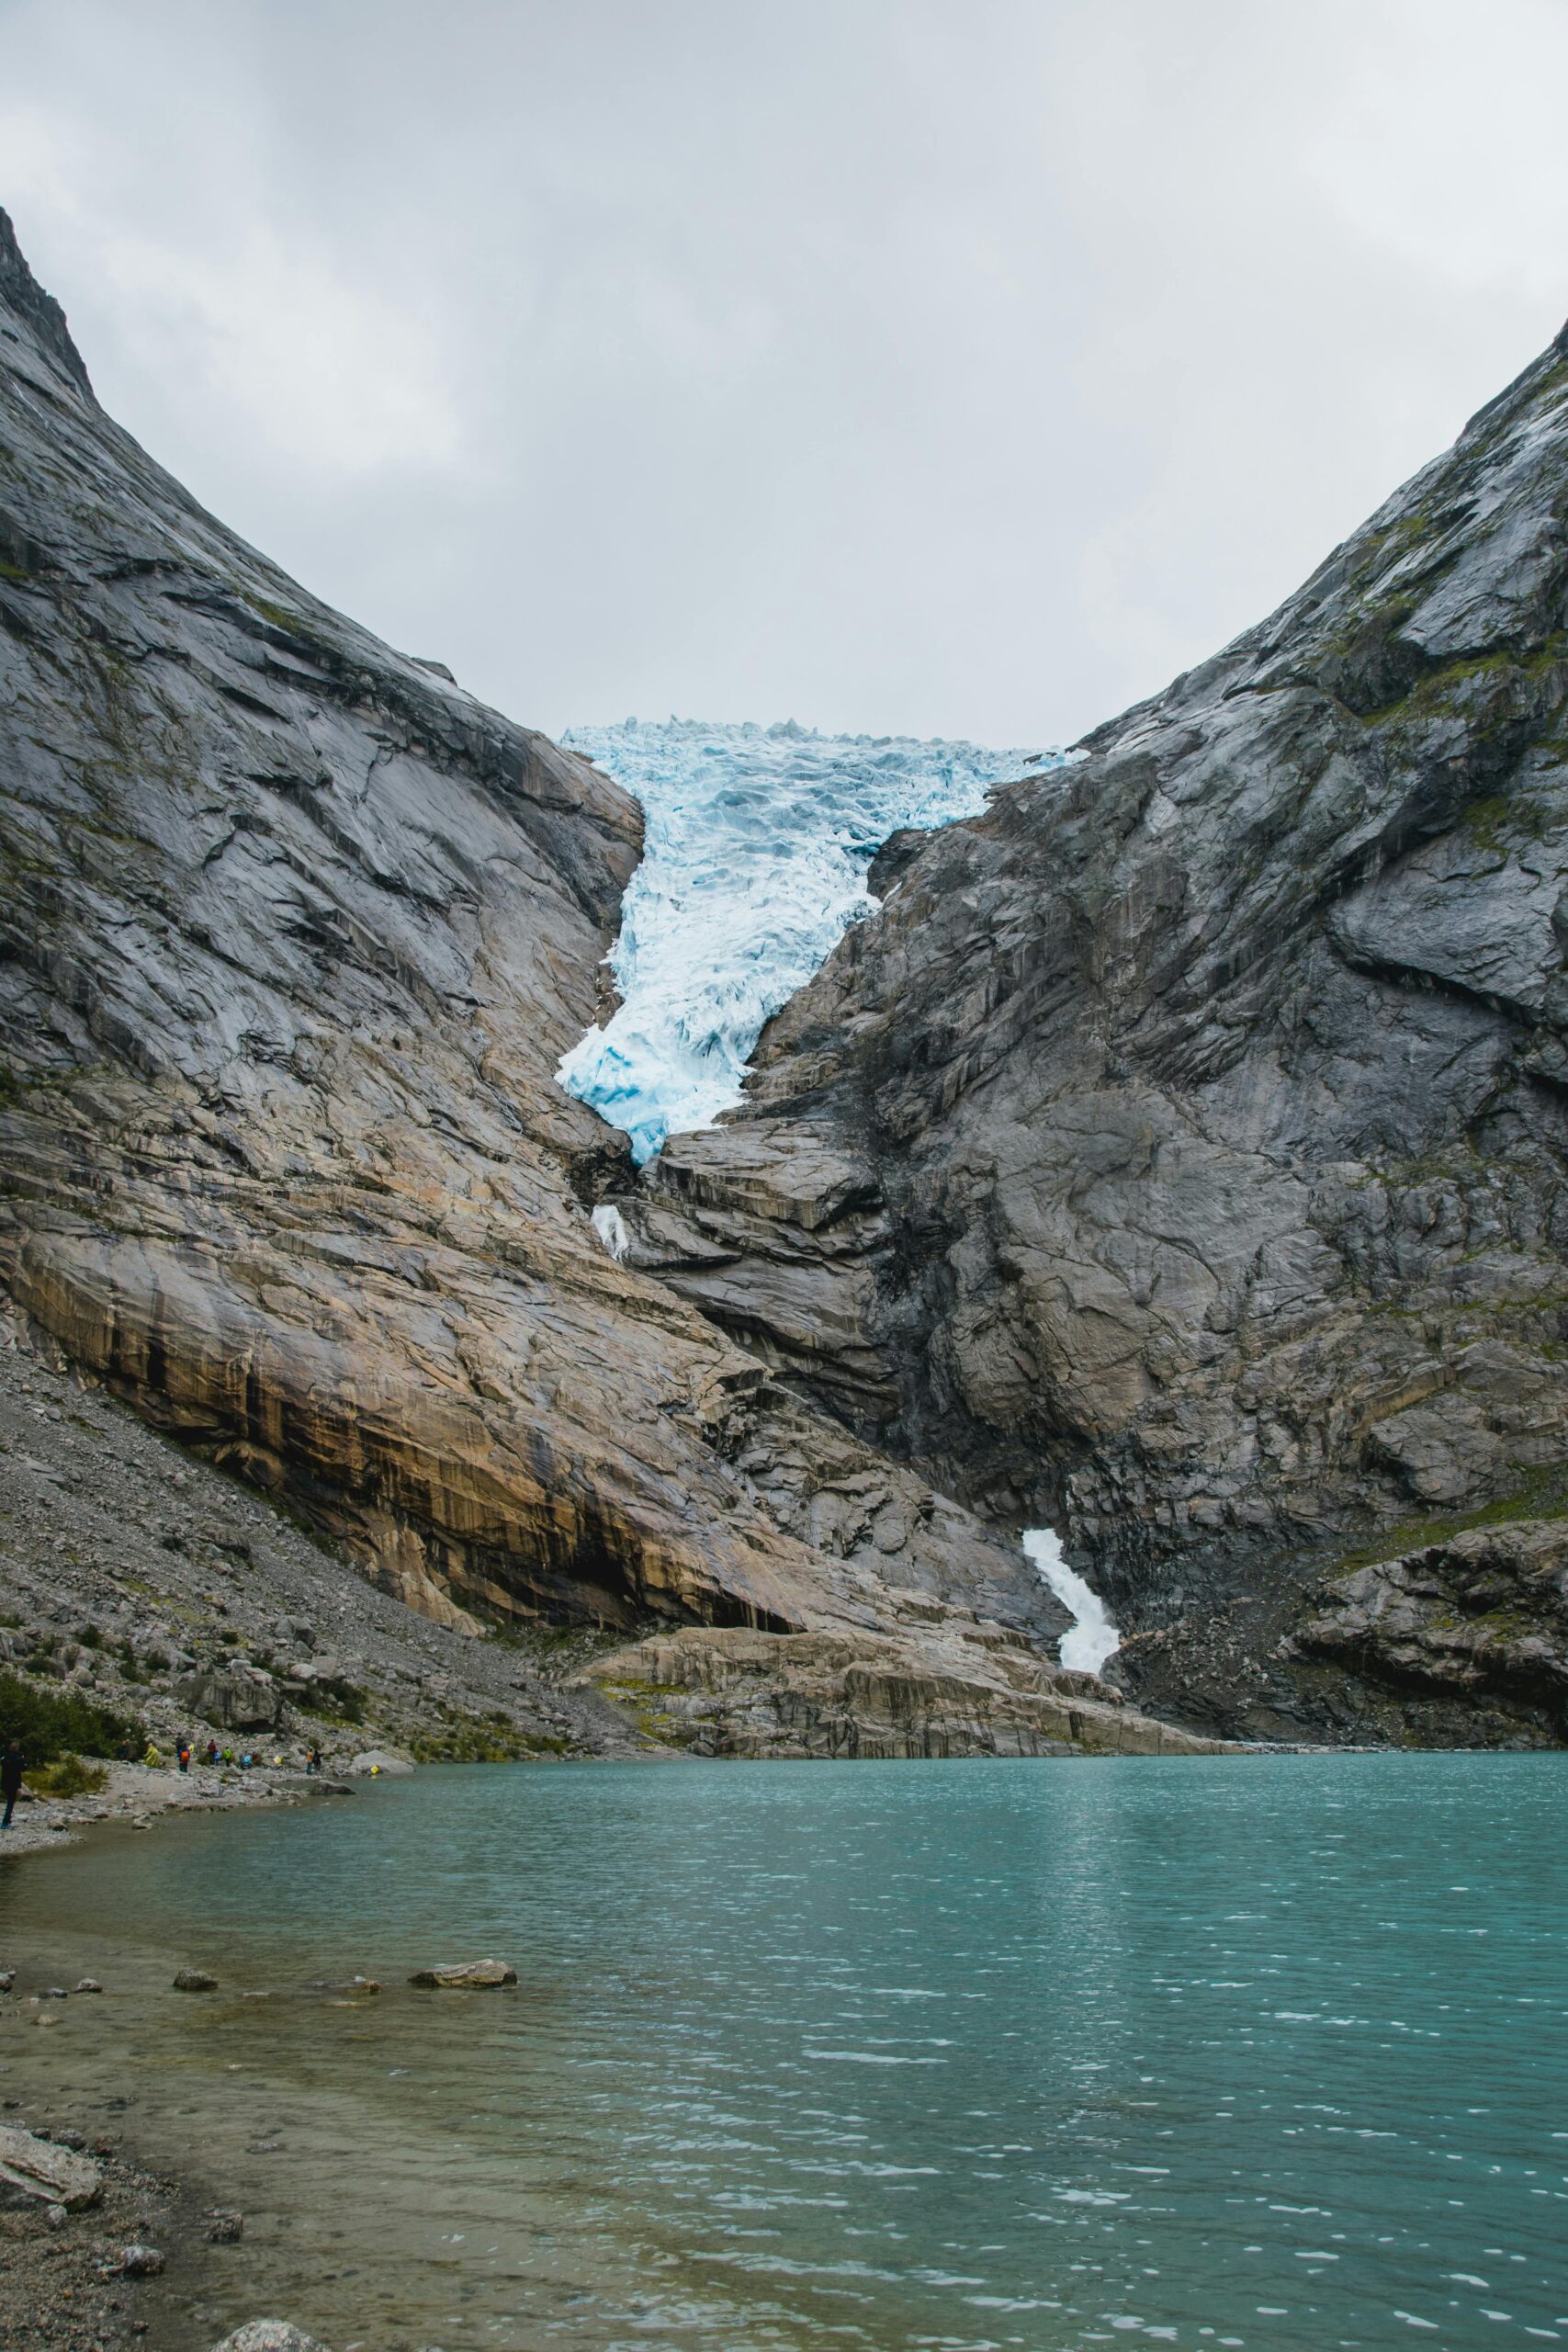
[{"x1": 557, "y1": 718, "x2": 1064, "y2": 1162}]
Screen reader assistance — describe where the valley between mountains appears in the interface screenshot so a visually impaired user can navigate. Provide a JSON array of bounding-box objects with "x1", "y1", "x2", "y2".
[{"x1": 3, "y1": 208, "x2": 1567, "y2": 1756}]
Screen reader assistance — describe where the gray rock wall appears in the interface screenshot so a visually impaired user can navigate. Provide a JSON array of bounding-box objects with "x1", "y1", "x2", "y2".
[{"x1": 626, "y1": 322, "x2": 1568, "y2": 1734}]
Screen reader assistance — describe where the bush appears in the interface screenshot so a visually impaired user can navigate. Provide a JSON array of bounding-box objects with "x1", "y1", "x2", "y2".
[
  {"x1": 0, "y1": 1671, "x2": 143, "y2": 1766},
  {"x1": 30, "y1": 1753, "x2": 109, "y2": 1797},
  {"x1": 291, "y1": 1675, "x2": 367, "y2": 1725}
]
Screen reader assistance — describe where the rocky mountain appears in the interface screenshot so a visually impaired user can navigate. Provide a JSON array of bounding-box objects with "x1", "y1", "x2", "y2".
[
  {"x1": 14, "y1": 204, "x2": 1563, "y2": 1752},
  {"x1": 0, "y1": 206, "x2": 1160, "y2": 1758},
  {"x1": 624, "y1": 318, "x2": 1568, "y2": 1744}
]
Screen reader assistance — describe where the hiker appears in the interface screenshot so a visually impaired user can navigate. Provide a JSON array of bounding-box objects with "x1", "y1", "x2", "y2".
[
  {"x1": 306, "y1": 1745, "x2": 322, "y2": 1776},
  {"x1": 1, "y1": 1741, "x2": 24, "y2": 1830},
  {"x1": 176, "y1": 1741, "x2": 191, "y2": 1774},
  {"x1": 143, "y1": 1740, "x2": 163, "y2": 1769},
  {"x1": 206, "y1": 1737, "x2": 219, "y2": 1766}
]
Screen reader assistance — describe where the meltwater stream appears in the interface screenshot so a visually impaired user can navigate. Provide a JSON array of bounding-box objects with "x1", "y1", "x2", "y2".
[
  {"x1": 1023, "y1": 1528, "x2": 1122, "y2": 1676},
  {"x1": 557, "y1": 719, "x2": 1064, "y2": 1161}
]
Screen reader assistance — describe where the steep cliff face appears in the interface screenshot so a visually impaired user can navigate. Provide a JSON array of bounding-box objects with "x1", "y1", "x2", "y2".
[
  {"x1": 626, "y1": 322, "x2": 1568, "y2": 1738},
  {"x1": 0, "y1": 209, "x2": 1078, "y2": 1696}
]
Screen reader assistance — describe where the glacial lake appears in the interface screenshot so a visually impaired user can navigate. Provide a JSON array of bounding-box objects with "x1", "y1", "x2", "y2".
[{"x1": 3, "y1": 1754, "x2": 1565, "y2": 2352}]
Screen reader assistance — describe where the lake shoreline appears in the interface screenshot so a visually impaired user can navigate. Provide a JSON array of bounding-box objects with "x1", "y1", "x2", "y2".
[{"x1": 0, "y1": 1757, "x2": 348, "y2": 1862}]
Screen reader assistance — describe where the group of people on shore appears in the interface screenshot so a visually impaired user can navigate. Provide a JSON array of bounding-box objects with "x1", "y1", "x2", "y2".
[
  {"x1": 121, "y1": 1735, "x2": 326, "y2": 1774},
  {"x1": 0, "y1": 1735, "x2": 326, "y2": 1823}
]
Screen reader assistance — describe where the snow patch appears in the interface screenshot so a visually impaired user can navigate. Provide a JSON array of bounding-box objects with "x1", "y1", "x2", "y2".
[
  {"x1": 557, "y1": 718, "x2": 1065, "y2": 1162},
  {"x1": 1022, "y1": 1527, "x2": 1121, "y2": 1675}
]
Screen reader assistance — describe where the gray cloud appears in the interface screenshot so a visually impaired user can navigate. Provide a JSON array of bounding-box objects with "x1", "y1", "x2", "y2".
[{"x1": 4, "y1": 0, "x2": 1565, "y2": 744}]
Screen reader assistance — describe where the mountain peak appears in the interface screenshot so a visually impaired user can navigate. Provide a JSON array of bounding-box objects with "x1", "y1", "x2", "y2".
[{"x1": 0, "y1": 206, "x2": 96, "y2": 404}]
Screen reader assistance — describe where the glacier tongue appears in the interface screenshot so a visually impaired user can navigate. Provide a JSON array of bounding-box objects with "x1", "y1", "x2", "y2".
[{"x1": 557, "y1": 718, "x2": 1063, "y2": 1161}]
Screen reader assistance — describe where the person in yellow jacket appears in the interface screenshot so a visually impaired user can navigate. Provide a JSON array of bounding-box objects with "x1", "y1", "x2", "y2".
[{"x1": 143, "y1": 1741, "x2": 163, "y2": 1769}]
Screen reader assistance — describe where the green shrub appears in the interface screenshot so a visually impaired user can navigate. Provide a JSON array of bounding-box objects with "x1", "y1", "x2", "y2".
[
  {"x1": 0, "y1": 1672, "x2": 143, "y2": 1765},
  {"x1": 291, "y1": 1675, "x2": 367, "y2": 1725},
  {"x1": 30, "y1": 1753, "x2": 109, "y2": 1797}
]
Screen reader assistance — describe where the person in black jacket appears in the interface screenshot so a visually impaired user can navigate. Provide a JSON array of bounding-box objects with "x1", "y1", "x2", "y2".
[{"x1": 1, "y1": 1742, "x2": 24, "y2": 1829}]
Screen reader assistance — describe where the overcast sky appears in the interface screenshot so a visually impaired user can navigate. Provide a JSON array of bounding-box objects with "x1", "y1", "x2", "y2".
[{"x1": 4, "y1": 0, "x2": 1566, "y2": 748}]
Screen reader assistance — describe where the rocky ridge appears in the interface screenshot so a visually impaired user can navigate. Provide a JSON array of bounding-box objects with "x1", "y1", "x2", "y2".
[{"x1": 621, "y1": 317, "x2": 1568, "y2": 1741}]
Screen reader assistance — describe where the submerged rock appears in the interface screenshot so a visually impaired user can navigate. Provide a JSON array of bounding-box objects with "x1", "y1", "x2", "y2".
[
  {"x1": 408, "y1": 1959, "x2": 518, "y2": 1988},
  {"x1": 209, "y1": 2326, "x2": 330, "y2": 2352},
  {"x1": 172, "y1": 1968, "x2": 219, "y2": 1993}
]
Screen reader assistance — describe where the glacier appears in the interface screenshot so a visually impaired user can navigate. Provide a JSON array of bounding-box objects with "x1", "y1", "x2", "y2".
[{"x1": 557, "y1": 718, "x2": 1065, "y2": 1162}]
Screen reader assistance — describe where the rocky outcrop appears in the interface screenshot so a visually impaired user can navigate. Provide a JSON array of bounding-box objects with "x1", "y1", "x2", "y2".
[
  {"x1": 1298, "y1": 1516, "x2": 1568, "y2": 1732},
  {"x1": 625, "y1": 317, "x2": 1568, "y2": 1732},
  {"x1": 581, "y1": 1623, "x2": 1224, "y2": 1759},
  {"x1": 174, "y1": 1662, "x2": 284, "y2": 1733},
  {"x1": 0, "y1": 209, "x2": 1084, "y2": 1708}
]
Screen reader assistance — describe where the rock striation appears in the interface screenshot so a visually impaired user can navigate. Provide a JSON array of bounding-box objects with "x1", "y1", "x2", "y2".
[
  {"x1": 581, "y1": 1624, "x2": 1221, "y2": 1758},
  {"x1": 0, "y1": 209, "x2": 1124, "y2": 1747},
  {"x1": 1298, "y1": 1517, "x2": 1568, "y2": 1734},
  {"x1": 624, "y1": 318, "x2": 1568, "y2": 1737}
]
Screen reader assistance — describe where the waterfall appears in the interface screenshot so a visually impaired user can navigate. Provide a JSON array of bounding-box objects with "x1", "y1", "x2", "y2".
[
  {"x1": 592, "y1": 1204, "x2": 630, "y2": 1261},
  {"x1": 1022, "y1": 1527, "x2": 1121, "y2": 1675}
]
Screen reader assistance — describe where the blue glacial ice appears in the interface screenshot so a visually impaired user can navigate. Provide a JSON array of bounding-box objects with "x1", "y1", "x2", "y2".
[{"x1": 557, "y1": 718, "x2": 1066, "y2": 1162}]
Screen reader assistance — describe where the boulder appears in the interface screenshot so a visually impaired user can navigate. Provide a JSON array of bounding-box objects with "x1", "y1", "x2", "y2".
[
  {"x1": 0, "y1": 2124, "x2": 102, "y2": 2210},
  {"x1": 117, "y1": 2243, "x2": 166, "y2": 2276},
  {"x1": 408, "y1": 1959, "x2": 517, "y2": 1989},
  {"x1": 346, "y1": 1749, "x2": 413, "y2": 1776},
  {"x1": 209, "y1": 2328, "x2": 330, "y2": 2352},
  {"x1": 176, "y1": 1664, "x2": 282, "y2": 1733},
  {"x1": 173, "y1": 1968, "x2": 219, "y2": 1992}
]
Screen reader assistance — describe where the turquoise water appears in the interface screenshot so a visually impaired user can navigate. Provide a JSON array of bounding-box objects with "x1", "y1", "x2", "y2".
[{"x1": 5, "y1": 1755, "x2": 1567, "y2": 2351}]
